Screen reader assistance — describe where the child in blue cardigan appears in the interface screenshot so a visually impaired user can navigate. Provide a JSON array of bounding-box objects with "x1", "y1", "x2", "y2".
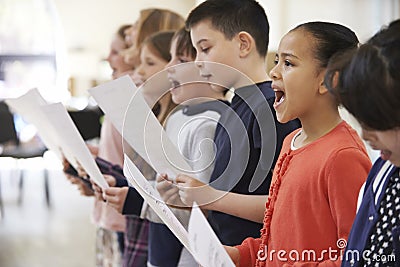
[{"x1": 326, "y1": 19, "x2": 400, "y2": 267}]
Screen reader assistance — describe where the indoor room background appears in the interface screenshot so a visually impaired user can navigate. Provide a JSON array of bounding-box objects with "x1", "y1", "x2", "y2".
[{"x1": 0, "y1": 0, "x2": 399, "y2": 266}]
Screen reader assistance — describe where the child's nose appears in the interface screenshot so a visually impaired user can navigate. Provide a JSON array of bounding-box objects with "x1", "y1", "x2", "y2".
[
  {"x1": 361, "y1": 128, "x2": 377, "y2": 143},
  {"x1": 269, "y1": 66, "x2": 280, "y2": 80},
  {"x1": 195, "y1": 60, "x2": 204, "y2": 69},
  {"x1": 165, "y1": 62, "x2": 175, "y2": 73},
  {"x1": 136, "y1": 65, "x2": 144, "y2": 75}
]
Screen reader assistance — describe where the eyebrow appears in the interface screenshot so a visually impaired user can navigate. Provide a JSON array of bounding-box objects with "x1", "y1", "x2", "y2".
[
  {"x1": 196, "y1": 39, "x2": 208, "y2": 46},
  {"x1": 278, "y1": 52, "x2": 300, "y2": 59}
]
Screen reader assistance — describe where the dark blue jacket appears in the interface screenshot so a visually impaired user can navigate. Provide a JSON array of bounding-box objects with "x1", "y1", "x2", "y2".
[{"x1": 342, "y1": 158, "x2": 400, "y2": 267}]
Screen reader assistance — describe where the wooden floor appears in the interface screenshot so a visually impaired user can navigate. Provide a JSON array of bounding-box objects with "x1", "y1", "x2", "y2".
[{"x1": 0, "y1": 154, "x2": 96, "y2": 267}]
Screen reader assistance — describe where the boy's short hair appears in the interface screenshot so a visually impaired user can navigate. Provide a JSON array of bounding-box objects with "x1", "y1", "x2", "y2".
[{"x1": 186, "y1": 0, "x2": 269, "y2": 57}]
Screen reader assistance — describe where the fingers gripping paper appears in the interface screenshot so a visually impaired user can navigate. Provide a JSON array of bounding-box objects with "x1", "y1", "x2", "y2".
[
  {"x1": 123, "y1": 154, "x2": 191, "y2": 249},
  {"x1": 6, "y1": 89, "x2": 108, "y2": 189},
  {"x1": 124, "y1": 154, "x2": 235, "y2": 267}
]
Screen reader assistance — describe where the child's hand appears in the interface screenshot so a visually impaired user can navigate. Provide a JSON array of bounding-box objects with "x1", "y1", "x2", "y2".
[
  {"x1": 104, "y1": 174, "x2": 117, "y2": 187},
  {"x1": 65, "y1": 173, "x2": 78, "y2": 184},
  {"x1": 156, "y1": 174, "x2": 187, "y2": 208},
  {"x1": 90, "y1": 179, "x2": 104, "y2": 201},
  {"x1": 224, "y1": 245, "x2": 240, "y2": 266},
  {"x1": 175, "y1": 174, "x2": 218, "y2": 208},
  {"x1": 67, "y1": 175, "x2": 94, "y2": 197},
  {"x1": 76, "y1": 162, "x2": 88, "y2": 178},
  {"x1": 86, "y1": 144, "x2": 99, "y2": 157},
  {"x1": 61, "y1": 156, "x2": 70, "y2": 172},
  {"x1": 103, "y1": 187, "x2": 129, "y2": 213},
  {"x1": 76, "y1": 179, "x2": 95, "y2": 197}
]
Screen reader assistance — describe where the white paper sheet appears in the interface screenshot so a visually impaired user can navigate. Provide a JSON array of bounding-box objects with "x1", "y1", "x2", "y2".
[
  {"x1": 40, "y1": 103, "x2": 108, "y2": 189},
  {"x1": 123, "y1": 154, "x2": 191, "y2": 250},
  {"x1": 188, "y1": 204, "x2": 236, "y2": 267},
  {"x1": 88, "y1": 76, "x2": 136, "y2": 137},
  {"x1": 5, "y1": 88, "x2": 62, "y2": 159},
  {"x1": 89, "y1": 75, "x2": 194, "y2": 180},
  {"x1": 124, "y1": 155, "x2": 234, "y2": 266}
]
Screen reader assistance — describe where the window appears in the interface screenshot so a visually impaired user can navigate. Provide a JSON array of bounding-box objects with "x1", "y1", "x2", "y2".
[{"x1": 0, "y1": 0, "x2": 68, "y2": 102}]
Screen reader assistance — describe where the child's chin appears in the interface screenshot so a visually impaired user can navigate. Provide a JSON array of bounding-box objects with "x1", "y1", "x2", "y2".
[
  {"x1": 276, "y1": 114, "x2": 289, "y2": 124},
  {"x1": 380, "y1": 150, "x2": 392, "y2": 161},
  {"x1": 390, "y1": 158, "x2": 400, "y2": 167},
  {"x1": 171, "y1": 96, "x2": 180, "y2": 105}
]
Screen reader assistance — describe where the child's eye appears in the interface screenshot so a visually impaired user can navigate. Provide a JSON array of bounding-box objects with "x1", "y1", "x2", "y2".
[
  {"x1": 178, "y1": 57, "x2": 189, "y2": 64},
  {"x1": 273, "y1": 54, "x2": 279, "y2": 64},
  {"x1": 201, "y1": 47, "x2": 210, "y2": 54},
  {"x1": 146, "y1": 61, "x2": 155, "y2": 66},
  {"x1": 284, "y1": 60, "x2": 293, "y2": 67}
]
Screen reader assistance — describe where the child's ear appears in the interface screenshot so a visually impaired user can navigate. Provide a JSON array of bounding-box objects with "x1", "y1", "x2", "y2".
[
  {"x1": 318, "y1": 70, "x2": 329, "y2": 95},
  {"x1": 237, "y1": 31, "x2": 254, "y2": 58},
  {"x1": 319, "y1": 83, "x2": 329, "y2": 95}
]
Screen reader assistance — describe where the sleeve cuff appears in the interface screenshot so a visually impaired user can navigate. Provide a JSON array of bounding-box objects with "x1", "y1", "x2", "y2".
[
  {"x1": 236, "y1": 244, "x2": 251, "y2": 267},
  {"x1": 236, "y1": 237, "x2": 260, "y2": 267},
  {"x1": 115, "y1": 176, "x2": 128, "y2": 187},
  {"x1": 122, "y1": 187, "x2": 144, "y2": 216}
]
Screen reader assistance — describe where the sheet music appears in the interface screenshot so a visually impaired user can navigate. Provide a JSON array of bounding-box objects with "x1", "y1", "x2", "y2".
[
  {"x1": 123, "y1": 154, "x2": 191, "y2": 250},
  {"x1": 89, "y1": 75, "x2": 194, "y2": 180},
  {"x1": 188, "y1": 203, "x2": 235, "y2": 267},
  {"x1": 88, "y1": 76, "x2": 135, "y2": 136},
  {"x1": 40, "y1": 103, "x2": 108, "y2": 189},
  {"x1": 5, "y1": 88, "x2": 62, "y2": 159}
]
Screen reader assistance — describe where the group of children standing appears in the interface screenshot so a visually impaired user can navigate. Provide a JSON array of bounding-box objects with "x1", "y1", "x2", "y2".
[{"x1": 64, "y1": 1, "x2": 400, "y2": 266}]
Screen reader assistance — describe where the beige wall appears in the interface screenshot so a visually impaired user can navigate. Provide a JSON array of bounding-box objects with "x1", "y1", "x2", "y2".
[
  {"x1": 198, "y1": 0, "x2": 399, "y2": 72},
  {"x1": 260, "y1": 0, "x2": 400, "y2": 51},
  {"x1": 55, "y1": 0, "x2": 399, "y2": 95},
  {"x1": 53, "y1": 0, "x2": 196, "y2": 95}
]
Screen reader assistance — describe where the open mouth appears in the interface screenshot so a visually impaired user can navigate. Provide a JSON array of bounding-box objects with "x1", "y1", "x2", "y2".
[
  {"x1": 169, "y1": 79, "x2": 181, "y2": 89},
  {"x1": 111, "y1": 68, "x2": 117, "y2": 77},
  {"x1": 368, "y1": 143, "x2": 378, "y2": 150},
  {"x1": 200, "y1": 73, "x2": 212, "y2": 81},
  {"x1": 274, "y1": 90, "x2": 285, "y2": 105}
]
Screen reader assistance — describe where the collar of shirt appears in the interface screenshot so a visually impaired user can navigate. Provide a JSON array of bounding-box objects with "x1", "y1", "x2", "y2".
[
  {"x1": 231, "y1": 81, "x2": 271, "y2": 106},
  {"x1": 182, "y1": 100, "x2": 230, "y2": 116}
]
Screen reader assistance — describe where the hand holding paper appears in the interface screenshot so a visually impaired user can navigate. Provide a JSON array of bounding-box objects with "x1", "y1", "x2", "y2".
[
  {"x1": 123, "y1": 154, "x2": 191, "y2": 251},
  {"x1": 156, "y1": 174, "x2": 187, "y2": 208},
  {"x1": 103, "y1": 186, "x2": 129, "y2": 213},
  {"x1": 175, "y1": 174, "x2": 222, "y2": 208},
  {"x1": 125, "y1": 154, "x2": 236, "y2": 266},
  {"x1": 6, "y1": 89, "x2": 108, "y2": 189},
  {"x1": 224, "y1": 246, "x2": 240, "y2": 267}
]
